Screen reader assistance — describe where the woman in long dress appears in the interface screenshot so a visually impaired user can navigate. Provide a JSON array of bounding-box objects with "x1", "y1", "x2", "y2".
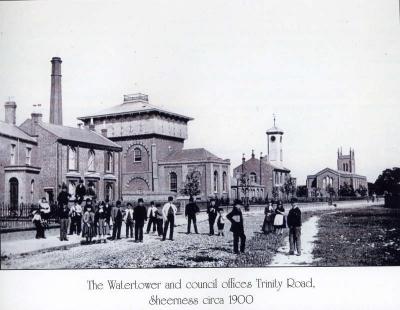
[
  {"x1": 273, "y1": 201, "x2": 285, "y2": 235},
  {"x1": 262, "y1": 201, "x2": 274, "y2": 234},
  {"x1": 82, "y1": 205, "x2": 95, "y2": 243}
]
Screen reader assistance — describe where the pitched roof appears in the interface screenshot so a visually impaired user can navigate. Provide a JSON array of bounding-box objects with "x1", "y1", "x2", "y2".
[
  {"x1": 39, "y1": 122, "x2": 122, "y2": 151},
  {"x1": 0, "y1": 121, "x2": 37, "y2": 144},
  {"x1": 307, "y1": 167, "x2": 367, "y2": 179},
  {"x1": 161, "y1": 148, "x2": 225, "y2": 163},
  {"x1": 77, "y1": 98, "x2": 193, "y2": 122}
]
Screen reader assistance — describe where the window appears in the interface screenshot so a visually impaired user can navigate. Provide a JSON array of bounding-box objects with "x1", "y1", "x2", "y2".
[
  {"x1": 250, "y1": 172, "x2": 257, "y2": 184},
  {"x1": 222, "y1": 171, "x2": 227, "y2": 192},
  {"x1": 30, "y1": 180, "x2": 34, "y2": 202},
  {"x1": 105, "y1": 151, "x2": 113, "y2": 173},
  {"x1": 105, "y1": 183, "x2": 114, "y2": 201},
  {"x1": 68, "y1": 181, "x2": 76, "y2": 197},
  {"x1": 26, "y1": 147, "x2": 32, "y2": 165},
  {"x1": 133, "y1": 148, "x2": 142, "y2": 162},
  {"x1": 10, "y1": 144, "x2": 16, "y2": 165},
  {"x1": 68, "y1": 146, "x2": 77, "y2": 170},
  {"x1": 170, "y1": 172, "x2": 177, "y2": 192},
  {"x1": 88, "y1": 150, "x2": 95, "y2": 171},
  {"x1": 213, "y1": 171, "x2": 219, "y2": 193}
]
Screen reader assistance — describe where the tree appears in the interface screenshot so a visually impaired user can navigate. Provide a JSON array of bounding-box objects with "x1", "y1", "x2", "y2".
[
  {"x1": 339, "y1": 182, "x2": 355, "y2": 197},
  {"x1": 296, "y1": 185, "x2": 308, "y2": 198},
  {"x1": 180, "y1": 169, "x2": 201, "y2": 199},
  {"x1": 326, "y1": 184, "x2": 336, "y2": 202},
  {"x1": 281, "y1": 177, "x2": 297, "y2": 201},
  {"x1": 374, "y1": 167, "x2": 400, "y2": 195},
  {"x1": 272, "y1": 186, "x2": 279, "y2": 201},
  {"x1": 356, "y1": 185, "x2": 368, "y2": 197}
]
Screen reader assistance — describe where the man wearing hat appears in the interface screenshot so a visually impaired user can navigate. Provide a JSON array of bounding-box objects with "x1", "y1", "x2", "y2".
[
  {"x1": 134, "y1": 198, "x2": 147, "y2": 242},
  {"x1": 226, "y1": 199, "x2": 246, "y2": 254},
  {"x1": 111, "y1": 200, "x2": 123, "y2": 240},
  {"x1": 207, "y1": 198, "x2": 218, "y2": 235},
  {"x1": 162, "y1": 196, "x2": 177, "y2": 241},
  {"x1": 287, "y1": 198, "x2": 302, "y2": 256},
  {"x1": 75, "y1": 178, "x2": 86, "y2": 204},
  {"x1": 185, "y1": 197, "x2": 199, "y2": 234}
]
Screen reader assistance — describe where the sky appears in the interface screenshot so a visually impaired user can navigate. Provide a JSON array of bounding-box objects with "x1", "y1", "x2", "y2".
[{"x1": 0, "y1": 0, "x2": 399, "y2": 184}]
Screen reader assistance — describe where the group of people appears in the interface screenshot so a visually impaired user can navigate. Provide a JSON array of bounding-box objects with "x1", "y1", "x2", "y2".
[
  {"x1": 31, "y1": 182, "x2": 301, "y2": 256},
  {"x1": 262, "y1": 198, "x2": 302, "y2": 256}
]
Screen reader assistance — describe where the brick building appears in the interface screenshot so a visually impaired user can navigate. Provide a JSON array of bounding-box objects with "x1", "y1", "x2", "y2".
[
  {"x1": 0, "y1": 102, "x2": 40, "y2": 208},
  {"x1": 78, "y1": 93, "x2": 230, "y2": 202},
  {"x1": 0, "y1": 57, "x2": 123, "y2": 207},
  {"x1": 306, "y1": 148, "x2": 368, "y2": 197},
  {"x1": 231, "y1": 122, "x2": 292, "y2": 201}
]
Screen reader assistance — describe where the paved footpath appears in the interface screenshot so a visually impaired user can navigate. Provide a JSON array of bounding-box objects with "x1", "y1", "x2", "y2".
[{"x1": 270, "y1": 216, "x2": 319, "y2": 266}]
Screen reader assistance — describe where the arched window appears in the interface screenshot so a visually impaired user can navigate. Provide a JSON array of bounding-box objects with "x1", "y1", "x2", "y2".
[
  {"x1": 105, "y1": 151, "x2": 113, "y2": 173},
  {"x1": 250, "y1": 172, "x2": 257, "y2": 184},
  {"x1": 88, "y1": 150, "x2": 95, "y2": 171},
  {"x1": 213, "y1": 171, "x2": 219, "y2": 193},
  {"x1": 170, "y1": 172, "x2": 177, "y2": 192},
  {"x1": 105, "y1": 182, "x2": 114, "y2": 201},
  {"x1": 10, "y1": 144, "x2": 16, "y2": 165},
  {"x1": 68, "y1": 146, "x2": 77, "y2": 170},
  {"x1": 222, "y1": 171, "x2": 227, "y2": 192},
  {"x1": 133, "y1": 148, "x2": 142, "y2": 162}
]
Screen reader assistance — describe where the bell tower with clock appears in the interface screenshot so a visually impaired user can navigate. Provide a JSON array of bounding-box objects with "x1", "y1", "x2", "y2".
[{"x1": 266, "y1": 115, "x2": 284, "y2": 166}]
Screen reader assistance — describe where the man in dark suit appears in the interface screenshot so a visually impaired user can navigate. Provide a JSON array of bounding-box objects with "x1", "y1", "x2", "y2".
[
  {"x1": 207, "y1": 198, "x2": 218, "y2": 235},
  {"x1": 134, "y1": 198, "x2": 147, "y2": 242},
  {"x1": 111, "y1": 200, "x2": 123, "y2": 240},
  {"x1": 75, "y1": 179, "x2": 86, "y2": 204},
  {"x1": 287, "y1": 198, "x2": 302, "y2": 256},
  {"x1": 185, "y1": 197, "x2": 199, "y2": 234},
  {"x1": 226, "y1": 199, "x2": 246, "y2": 254}
]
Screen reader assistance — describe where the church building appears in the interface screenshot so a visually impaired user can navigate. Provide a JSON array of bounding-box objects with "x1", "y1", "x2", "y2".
[
  {"x1": 231, "y1": 120, "x2": 293, "y2": 201},
  {"x1": 306, "y1": 148, "x2": 368, "y2": 197}
]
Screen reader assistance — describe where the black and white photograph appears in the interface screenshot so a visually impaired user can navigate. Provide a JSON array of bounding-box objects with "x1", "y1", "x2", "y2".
[{"x1": 0, "y1": 0, "x2": 399, "y2": 276}]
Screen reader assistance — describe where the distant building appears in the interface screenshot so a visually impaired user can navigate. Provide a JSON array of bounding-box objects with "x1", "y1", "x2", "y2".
[
  {"x1": 231, "y1": 120, "x2": 292, "y2": 201},
  {"x1": 77, "y1": 93, "x2": 230, "y2": 201},
  {"x1": 306, "y1": 148, "x2": 368, "y2": 197}
]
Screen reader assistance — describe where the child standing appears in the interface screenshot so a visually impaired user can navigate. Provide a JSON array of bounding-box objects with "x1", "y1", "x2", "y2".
[
  {"x1": 32, "y1": 210, "x2": 45, "y2": 239},
  {"x1": 216, "y1": 208, "x2": 225, "y2": 236}
]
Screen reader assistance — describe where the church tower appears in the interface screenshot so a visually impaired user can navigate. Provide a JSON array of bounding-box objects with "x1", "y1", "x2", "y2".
[
  {"x1": 266, "y1": 115, "x2": 284, "y2": 167},
  {"x1": 337, "y1": 147, "x2": 355, "y2": 173}
]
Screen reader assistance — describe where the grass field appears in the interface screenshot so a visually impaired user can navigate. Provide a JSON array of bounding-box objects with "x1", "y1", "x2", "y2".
[{"x1": 312, "y1": 207, "x2": 400, "y2": 266}]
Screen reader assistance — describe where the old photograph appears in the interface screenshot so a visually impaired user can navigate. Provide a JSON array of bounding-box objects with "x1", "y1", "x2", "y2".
[{"x1": 0, "y1": 0, "x2": 399, "y2": 270}]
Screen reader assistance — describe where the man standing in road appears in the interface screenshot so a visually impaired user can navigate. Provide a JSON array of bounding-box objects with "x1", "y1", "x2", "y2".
[
  {"x1": 185, "y1": 197, "x2": 199, "y2": 234},
  {"x1": 287, "y1": 198, "x2": 302, "y2": 256},
  {"x1": 111, "y1": 200, "x2": 123, "y2": 240},
  {"x1": 146, "y1": 201, "x2": 158, "y2": 234},
  {"x1": 226, "y1": 199, "x2": 246, "y2": 254},
  {"x1": 134, "y1": 198, "x2": 147, "y2": 242},
  {"x1": 162, "y1": 196, "x2": 177, "y2": 241}
]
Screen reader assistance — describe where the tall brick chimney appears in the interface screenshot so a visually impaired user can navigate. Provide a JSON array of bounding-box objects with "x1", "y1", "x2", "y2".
[
  {"x1": 49, "y1": 57, "x2": 62, "y2": 125},
  {"x1": 4, "y1": 101, "x2": 17, "y2": 125}
]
